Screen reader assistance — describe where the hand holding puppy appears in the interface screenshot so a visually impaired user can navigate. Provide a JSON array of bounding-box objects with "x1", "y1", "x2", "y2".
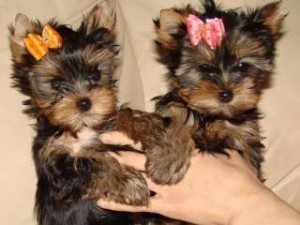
[{"x1": 99, "y1": 132, "x2": 300, "y2": 225}]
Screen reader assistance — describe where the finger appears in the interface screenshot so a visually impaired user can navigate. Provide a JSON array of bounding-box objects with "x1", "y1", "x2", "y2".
[
  {"x1": 100, "y1": 131, "x2": 142, "y2": 150},
  {"x1": 109, "y1": 151, "x2": 146, "y2": 171},
  {"x1": 107, "y1": 151, "x2": 163, "y2": 193},
  {"x1": 108, "y1": 152, "x2": 163, "y2": 192},
  {"x1": 97, "y1": 199, "x2": 150, "y2": 213},
  {"x1": 97, "y1": 197, "x2": 162, "y2": 214}
]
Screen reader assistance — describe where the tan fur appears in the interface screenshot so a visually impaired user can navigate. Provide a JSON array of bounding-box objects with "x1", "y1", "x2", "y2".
[
  {"x1": 9, "y1": 14, "x2": 34, "y2": 63},
  {"x1": 179, "y1": 80, "x2": 221, "y2": 113},
  {"x1": 179, "y1": 78, "x2": 259, "y2": 117},
  {"x1": 156, "y1": 9, "x2": 185, "y2": 49},
  {"x1": 231, "y1": 33, "x2": 267, "y2": 59},
  {"x1": 203, "y1": 119, "x2": 261, "y2": 168},
  {"x1": 39, "y1": 129, "x2": 149, "y2": 205},
  {"x1": 262, "y1": 1, "x2": 284, "y2": 37},
  {"x1": 9, "y1": 36, "x2": 27, "y2": 63},
  {"x1": 85, "y1": 0, "x2": 116, "y2": 33},
  {"x1": 108, "y1": 107, "x2": 194, "y2": 185},
  {"x1": 38, "y1": 104, "x2": 194, "y2": 205},
  {"x1": 41, "y1": 87, "x2": 116, "y2": 131},
  {"x1": 231, "y1": 78, "x2": 260, "y2": 112},
  {"x1": 39, "y1": 134, "x2": 70, "y2": 164},
  {"x1": 88, "y1": 162, "x2": 148, "y2": 205},
  {"x1": 34, "y1": 57, "x2": 62, "y2": 77},
  {"x1": 146, "y1": 105, "x2": 195, "y2": 184}
]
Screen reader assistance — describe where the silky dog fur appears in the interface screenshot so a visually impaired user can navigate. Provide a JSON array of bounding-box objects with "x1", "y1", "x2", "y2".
[
  {"x1": 154, "y1": 0, "x2": 285, "y2": 184},
  {"x1": 9, "y1": 1, "x2": 194, "y2": 225}
]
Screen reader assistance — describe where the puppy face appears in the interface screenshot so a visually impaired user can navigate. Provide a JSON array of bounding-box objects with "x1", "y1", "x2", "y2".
[
  {"x1": 177, "y1": 29, "x2": 271, "y2": 117},
  {"x1": 155, "y1": 0, "x2": 285, "y2": 117},
  {"x1": 10, "y1": 0, "x2": 119, "y2": 131}
]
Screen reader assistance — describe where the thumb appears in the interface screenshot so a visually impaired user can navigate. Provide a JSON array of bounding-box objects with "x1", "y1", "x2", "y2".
[
  {"x1": 97, "y1": 197, "x2": 163, "y2": 214},
  {"x1": 100, "y1": 131, "x2": 142, "y2": 150}
]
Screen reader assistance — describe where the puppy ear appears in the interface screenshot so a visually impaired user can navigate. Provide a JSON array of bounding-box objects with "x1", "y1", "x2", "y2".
[
  {"x1": 9, "y1": 14, "x2": 36, "y2": 97},
  {"x1": 255, "y1": 1, "x2": 286, "y2": 40},
  {"x1": 83, "y1": 0, "x2": 116, "y2": 35},
  {"x1": 155, "y1": 9, "x2": 185, "y2": 50},
  {"x1": 9, "y1": 14, "x2": 34, "y2": 63}
]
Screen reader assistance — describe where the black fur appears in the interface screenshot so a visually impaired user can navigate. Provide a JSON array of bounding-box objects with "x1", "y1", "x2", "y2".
[
  {"x1": 9, "y1": 3, "x2": 139, "y2": 225},
  {"x1": 32, "y1": 117, "x2": 133, "y2": 225},
  {"x1": 154, "y1": 0, "x2": 285, "y2": 180}
]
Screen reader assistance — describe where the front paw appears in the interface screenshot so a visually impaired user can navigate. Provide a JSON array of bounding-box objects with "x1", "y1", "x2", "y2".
[
  {"x1": 145, "y1": 137, "x2": 194, "y2": 185},
  {"x1": 104, "y1": 167, "x2": 149, "y2": 206}
]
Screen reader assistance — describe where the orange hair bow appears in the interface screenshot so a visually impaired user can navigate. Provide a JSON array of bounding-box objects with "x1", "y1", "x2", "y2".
[{"x1": 24, "y1": 25, "x2": 62, "y2": 60}]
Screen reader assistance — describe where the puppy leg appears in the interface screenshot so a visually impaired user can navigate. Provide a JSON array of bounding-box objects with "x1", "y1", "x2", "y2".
[
  {"x1": 116, "y1": 107, "x2": 194, "y2": 185},
  {"x1": 39, "y1": 144, "x2": 149, "y2": 206},
  {"x1": 145, "y1": 106, "x2": 194, "y2": 185},
  {"x1": 79, "y1": 149, "x2": 149, "y2": 206}
]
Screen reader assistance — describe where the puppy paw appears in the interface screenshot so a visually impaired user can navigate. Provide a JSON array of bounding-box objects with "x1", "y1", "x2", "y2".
[
  {"x1": 145, "y1": 140, "x2": 193, "y2": 185},
  {"x1": 104, "y1": 167, "x2": 149, "y2": 206}
]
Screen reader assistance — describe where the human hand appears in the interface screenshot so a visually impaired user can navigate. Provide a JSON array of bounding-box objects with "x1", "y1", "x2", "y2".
[{"x1": 98, "y1": 132, "x2": 300, "y2": 225}]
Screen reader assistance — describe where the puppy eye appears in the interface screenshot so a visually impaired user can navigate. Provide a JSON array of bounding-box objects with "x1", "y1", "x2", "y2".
[
  {"x1": 89, "y1": 71, "x2": 101, "y2": 82},
  {"x1": 50, "y1": 78, "x2": 69, "y2": 92},
  {"x1": 237, "y1": 62, "x2": 250, "y2": 73},
  {"x1": 51, "y1": 78, "x2": 63, "y2": 89},
  {"x1": 198, "y1": 63, "x2": 218, "y2": 77}
]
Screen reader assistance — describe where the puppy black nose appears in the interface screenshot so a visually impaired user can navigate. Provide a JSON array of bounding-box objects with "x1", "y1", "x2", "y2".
[
  {"x1": 219, "y1": 91, "x2": 233, "y2": 103},
  {"x1": 77, "y1": 98, "x2": 91, "y2": 112}
]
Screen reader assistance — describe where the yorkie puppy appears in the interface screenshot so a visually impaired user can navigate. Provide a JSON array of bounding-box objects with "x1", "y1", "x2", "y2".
[
  {"x1": 147, "y1": 1, "x2": 286, "y2": 224},
  {"x1": 9, "y1": 1, "x2": 193, "y2": 225},
  {"x1": 154, "y1": 0, "x2": 285, "y2": 182}
]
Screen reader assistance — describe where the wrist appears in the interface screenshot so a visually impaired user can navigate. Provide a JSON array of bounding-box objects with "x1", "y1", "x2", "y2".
[{"x1": 229, "y1": 186, "x2": 300, "y2": 225}]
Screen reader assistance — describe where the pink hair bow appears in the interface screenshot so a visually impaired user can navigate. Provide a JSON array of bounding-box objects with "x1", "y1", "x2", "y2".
[{"x1": 186, "y1": 14, "x2": 225, "y2": 49}]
